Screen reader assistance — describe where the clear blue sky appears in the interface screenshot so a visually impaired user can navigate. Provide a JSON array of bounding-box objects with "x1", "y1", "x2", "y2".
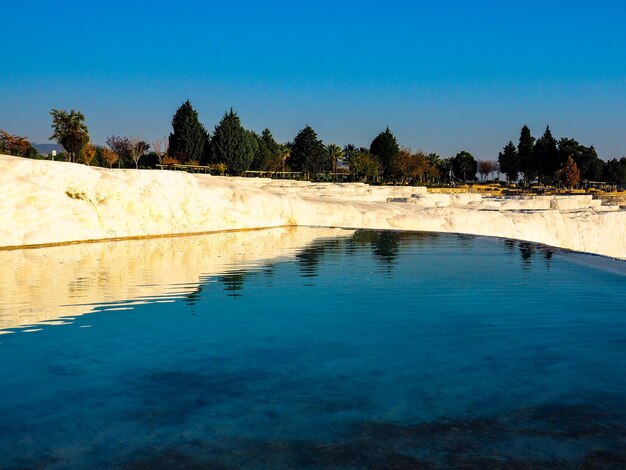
[{"x1": 2, "y1": 0, "x2": 625, "y2": 159}]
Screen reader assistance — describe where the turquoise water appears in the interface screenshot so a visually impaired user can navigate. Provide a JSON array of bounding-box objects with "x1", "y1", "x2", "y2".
[{"x1": 1, "y1": 229, "x2": 626, "y2": 468}]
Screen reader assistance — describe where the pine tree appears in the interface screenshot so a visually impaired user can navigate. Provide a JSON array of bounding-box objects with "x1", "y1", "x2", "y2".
[
  {"x1": 370, "y1": 127, "x2": 399, "y2": 177},
  {"x1": 518, "y1": 125, "x2": 535, "y2": 184},
  {"x1": 168, "y1": 100, "x2": 206, "y2": 163},
  {"x1": 290, "y1": 125, "x2": 326, "y2": 175},
  {"x1": 211, "y1": 109, "x2": 254, "y2": 175},
  {"x1": 498, "y1": 141, "x2": 520, "y2": 183}
]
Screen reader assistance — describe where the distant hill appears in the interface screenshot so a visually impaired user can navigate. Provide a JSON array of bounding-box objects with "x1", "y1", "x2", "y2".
[{"x1": 33, "y1": 143, "x2": 64, "y2": 155}]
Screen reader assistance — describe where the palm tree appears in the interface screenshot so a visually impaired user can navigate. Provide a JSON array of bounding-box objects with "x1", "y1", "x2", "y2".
[
  {"x1": 279, "y1": 143, "x2": 291, "y2": 172},
  {"x1": 342, "y1": 144, "x2": 356, "y2": 166},
  {"x1": 50, "y1": 109, "x2": 89, "y2": 163},
  {"x1": 426, "y1": 153, "x2": 442, "y2": 183},
  {"x1": 326, "y1": 144, "x2": 343, "y2": 173}
]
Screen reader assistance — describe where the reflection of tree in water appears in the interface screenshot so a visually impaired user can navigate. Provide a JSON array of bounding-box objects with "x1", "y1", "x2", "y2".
[
  {"x1": 456, "y1": 233, "x2": 476, "y2": 249},
  {"x1": 519, "y1": 242, "x2": 535, "y2": 265},
  {"x1": 184, "y1": 285, "x2": 203, "y2": 307},
  {"x1": 296, "y1": 230, "x2": 439, "y2": 278},
  {"x1": 187, "y1": 233, "x2": 564, "y2": 303},
  {"x1": 503, "y1": 239, "x2": 516, "y2": 251},
  {"x1": 506, "y1": 240, "x2": 555, "y2": 269},
  {"x1": 350, "y1": 230, "x2": 433, "y2": 273},
  {"x1": 68, "y1": 276, "x2": 91, "y2": 297},
  {"x1": 194, "y1": 231, "x2": 447, "y2": 299},
  {"x1": 371, "y1": 232, "x2": 401, "y2": 272},
  {"x1": 218, "y1": 271, "x2": 247, "y2": 297},
  {"x1": 544, "y1": 249, "x2": 554, "y2": 261},
  {"x1": 261, "y1": 264, "x2": 275, "y2": 278},
  {"x1": 296, "y1": 238, "x2": 347, "y2": 278},
  {"x1": 296, "y1": 245, "x2": 325, "y2": 278}
]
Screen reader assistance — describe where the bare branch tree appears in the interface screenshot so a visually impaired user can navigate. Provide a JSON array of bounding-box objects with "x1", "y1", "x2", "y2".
[
  {"x1": 478, "y1": 160, "x2": 496, "y2": 182},
  {"x1": 128, "y1": 138, "x2": 149, "y2": 169},
  {"x1": 152, "y1": 136, "x2": 168, "y2": 165},
  {"x1": 105, "y1": 136, "x2": 131, "y2": 163}
]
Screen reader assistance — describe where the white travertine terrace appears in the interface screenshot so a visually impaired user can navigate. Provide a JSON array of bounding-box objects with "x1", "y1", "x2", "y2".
[{"x1": 1, "y1": 154, "x2": 625, "y2": 259}]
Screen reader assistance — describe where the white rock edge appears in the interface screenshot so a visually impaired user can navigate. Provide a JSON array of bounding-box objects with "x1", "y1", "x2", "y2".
[{"x1": 1, "y1": 154, "x2": 625, "y2": 260}]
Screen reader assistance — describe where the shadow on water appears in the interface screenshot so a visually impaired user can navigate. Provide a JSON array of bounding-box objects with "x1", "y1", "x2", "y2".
[
  {"x1": 124, "y1": 369, "x2": 257, "y2": 427},
  {"x1": 118, "y1": 397, "x2": 626, "y2": 469},
  {"x1": 11, "y1": 379, "x2": 626, "y2": 469}
]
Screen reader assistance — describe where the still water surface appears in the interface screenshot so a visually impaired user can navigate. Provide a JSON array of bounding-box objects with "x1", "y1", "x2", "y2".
[{"x1": 1, "y1": 228, "x2": 626, "y2": 468}]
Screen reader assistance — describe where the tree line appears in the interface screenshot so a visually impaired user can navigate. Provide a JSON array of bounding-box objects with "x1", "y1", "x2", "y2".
[
  {"x1": 1, "y1": 101, "x2": 625, "y2": 186},
  {"x1": 497, "y1": 125, "x2": 626, "y2": 186}
]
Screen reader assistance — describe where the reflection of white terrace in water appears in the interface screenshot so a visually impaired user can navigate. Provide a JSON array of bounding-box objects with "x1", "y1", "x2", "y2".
[{"x1": 0, "y1": 227, "x2": 354, "y2": 333}]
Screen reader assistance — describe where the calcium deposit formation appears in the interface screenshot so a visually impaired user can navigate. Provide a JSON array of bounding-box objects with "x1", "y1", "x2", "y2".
[{"x1": 1, "y1": 155, "x2": 624, "y2": 259}]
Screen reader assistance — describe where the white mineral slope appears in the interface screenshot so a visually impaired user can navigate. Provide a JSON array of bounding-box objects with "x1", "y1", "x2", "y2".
[
  {"x1": 1, "y1": 154, "x2": 625, "y2": 259},
  {"x1": 0, "y1": 226, "x2": 354, "y2": 332}
]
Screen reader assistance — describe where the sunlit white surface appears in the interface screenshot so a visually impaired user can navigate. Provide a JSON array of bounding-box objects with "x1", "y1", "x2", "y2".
[{"x1": 1, "y1": 154, "x2": 625, "y2": 258}]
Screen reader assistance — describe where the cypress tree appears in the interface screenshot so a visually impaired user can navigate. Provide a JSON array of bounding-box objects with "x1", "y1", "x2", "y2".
[
  {"x1": 246, "y1": 130, "x2": 260, "y2": 169},
  {"x1": 498, "y1": 141, "x2": 520, "y2": 183},
  {"x1": 533, "y1": 125, "x2": 559, "y2": 182},
  {"x1": 200, "y1": 130, "x2": 213, "y2": 165},
  {"x1": 290, "y1": 125, "x2": 326, "y2": 174},
  {"x1": 261, "y1": 128, "x2": 279, "y2": 157},
  {"x1": 250, "y1": 136, "x2": 269, "y2": 171},
  {"x1": 603, "y1": 158, "x2": 626, "y2": 185},
  {"x1": 581, "y1": 145, "x2": 604, "y2": 181},
  {"x1": 252, "y1": 128, "x2": 281, "y2": 171},
  {"x1": 211, "y1": 109, "x2": 254, "y2": 175},
  {"x1": 518, "y1": 125, "x2": 535, "y2": 184},
  {"x1": 370, "y1": 127, "x2": 399, "y2": 177},
  {"x1": 168, "y1": 100, "x2": 206, "y2": 163}
]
